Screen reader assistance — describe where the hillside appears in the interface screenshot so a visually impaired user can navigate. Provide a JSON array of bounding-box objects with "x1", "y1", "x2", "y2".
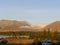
[
  {"x1": 0, "y1": 20, "x2": 30, "y2": 30},
  {"x1": 0, "y1": 20, "x2": 60, "y2": 32},
  {"x1": 40, "y1": 21, "x2": 60, "y2": 32},
  {"x1": 0, "y1": 20, "x2": 46, "y2": 32}
]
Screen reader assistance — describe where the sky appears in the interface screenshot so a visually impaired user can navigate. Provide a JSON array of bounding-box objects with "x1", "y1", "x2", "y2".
[{"x1": 0, "y1": 0, "x2": 60, "y2": 24}]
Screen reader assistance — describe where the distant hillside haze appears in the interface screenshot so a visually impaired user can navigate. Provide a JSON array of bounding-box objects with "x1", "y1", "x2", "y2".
[{"x1": 30, "y1": 23, "x2": 47, "y2": 28}]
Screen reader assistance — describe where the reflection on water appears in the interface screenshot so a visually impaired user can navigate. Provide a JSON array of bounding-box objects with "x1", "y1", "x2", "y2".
[{"x1": 0, "y1": 36, "x2": 13, "y2": 38}]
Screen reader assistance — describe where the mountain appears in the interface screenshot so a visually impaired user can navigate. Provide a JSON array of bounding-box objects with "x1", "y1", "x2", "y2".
[
  {"x1": 1, "y1": 20, "x2": 60, "y2": 32},
  {"x1": 0, "y1": 20, "x2": 47, "y2": 32},
  {"x1": 40, "y1": 21, "x2": 60, "y2": 32},
  {"x1": 0, "y1": 20, "x2": 30, "y2": 30}
]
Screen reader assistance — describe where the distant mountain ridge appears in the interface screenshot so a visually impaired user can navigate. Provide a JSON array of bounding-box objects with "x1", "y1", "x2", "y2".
[
  {"x1": 0, "y1": 20, "x2": 60, "y2": 32},
  {"x1": 0, "y1": 20, "x2": 46, "y2": 31}
]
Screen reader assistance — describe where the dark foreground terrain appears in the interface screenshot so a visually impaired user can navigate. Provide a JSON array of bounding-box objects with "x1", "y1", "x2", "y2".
[{"x1": 0, "y1": 42, "x2": 60, "y2": 45}]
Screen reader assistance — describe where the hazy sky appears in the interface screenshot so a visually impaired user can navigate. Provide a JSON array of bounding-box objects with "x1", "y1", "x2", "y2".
[{"x1": 0, "y1": 0, "x2": 60, "y2": 24}]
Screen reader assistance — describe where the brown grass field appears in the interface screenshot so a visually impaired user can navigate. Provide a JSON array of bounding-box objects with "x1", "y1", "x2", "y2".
[{"x1": 0, "y1": 38, "x2": 34, "y2": 44}]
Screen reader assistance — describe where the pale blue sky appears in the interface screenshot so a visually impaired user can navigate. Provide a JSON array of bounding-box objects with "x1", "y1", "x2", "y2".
[{"x1": 0, "y1": 0, "x2": 60, "y2": 24}]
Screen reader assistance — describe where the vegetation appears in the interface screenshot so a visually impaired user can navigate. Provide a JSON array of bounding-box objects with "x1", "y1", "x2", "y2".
[{"x1": 0, "y1": 30, "x2": 60, "y2": 42}]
